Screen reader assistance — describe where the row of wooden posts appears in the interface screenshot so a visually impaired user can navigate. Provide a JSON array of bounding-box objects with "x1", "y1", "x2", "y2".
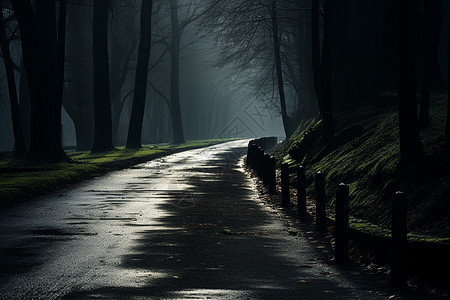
[{"x1": 246, "y1": 139, "x2": 408, "y2": 288}]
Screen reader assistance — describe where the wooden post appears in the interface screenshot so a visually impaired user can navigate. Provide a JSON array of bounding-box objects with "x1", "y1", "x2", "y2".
[
  {"x1": 255, "y1": 146, "x2": 261, "y2": 176},
  {"x1": 261, "y1": 137, "x2": 267, "y2": 150},
  {"x1": 335, "y1": 183, "x2": 349, "y2": 264},
  {"x1": 251, "y1": 142, "x2": 256, "y2": 168},
  {"x1": 250, "y1": 142, "x2": 257, "y2": 169},
  {"x1": 315, "y1": 171, "x2": 326, "y2": 232},
  {"x1": 254, "y1": 145, "x2": 259, "y2": 173},
  {"x1": 297, "y1": 166, "x2": 307, "y2": 218},
  {"x1": 391, "y1": 191, "x2": 407, "y2": 288},
  {"x1": 281, "y1": 162, "x2": 290, "y2": 206},
  {"x1": 247, "y1": 141, "x2": 254, "y2": 168},
  {"x1": 269, "y1": 156, "x2": 276, "y2": 194},
  {"x1": 263, "y1": 153, "x2": 270, "y2": 185},
  {"x1": 258, "y1": 147, "x2": 264, "y2": 178}
]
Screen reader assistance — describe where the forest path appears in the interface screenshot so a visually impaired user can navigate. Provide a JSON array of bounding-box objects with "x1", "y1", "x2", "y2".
[{"x1": 0, "y1": 140, "x2": 401, "y2": 299}]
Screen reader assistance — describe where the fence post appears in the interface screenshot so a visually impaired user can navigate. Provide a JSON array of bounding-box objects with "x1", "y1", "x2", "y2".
[
  {"x1": 251, "y1": 143, "x2": 256, "y2": 168},
  {"x1": 254, "y1": 146, "x2": 259, "y2": 174},
  {"x1": 256, "y1": 147, "x2": 263, "y2": 177},
  {"x1": 263, "y1": 153, "x2": 270, "y2": 185},
  {"x1": 247, "y1": 142, "x2": 254, "y2": 168},
  {"x1": 315, "y1": 171, "x2": 326, "y2": 232},
  {"x1": 335, "y1": 183, "x2": 349, "y2": 264},
  {"x1": 391, "y1": 191, "x2": 407, "y2": 288},
  {"x1": 281, "y1": 162, "x2": 290, "y2": 206},
  {"x1": 259, "y1": 147, "x2": 265, "y2": 178},
  {"x1": 269, "y1": 156, "x2": 276, "y2": 194},
  {"x1": 297, "y1": 166, "x2": 307, "y2": 218}
]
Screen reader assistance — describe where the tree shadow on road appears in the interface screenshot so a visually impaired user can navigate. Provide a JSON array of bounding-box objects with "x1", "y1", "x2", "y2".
[{"x1": 63, "y1": 147, "x2": 383, "y2": 299}]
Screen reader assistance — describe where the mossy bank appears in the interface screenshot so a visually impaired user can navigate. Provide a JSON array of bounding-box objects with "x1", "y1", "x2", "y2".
[{"x1": 277, "y1": 94, "x2": 450, "y2": 241}]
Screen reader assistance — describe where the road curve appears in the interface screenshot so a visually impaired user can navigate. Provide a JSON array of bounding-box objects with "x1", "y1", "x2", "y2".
[{"x1": 1, "y1": 140, "x2": 393, "y2": 299}]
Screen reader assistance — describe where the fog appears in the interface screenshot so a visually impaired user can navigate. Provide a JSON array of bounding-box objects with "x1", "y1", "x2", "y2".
[
  {"x1": 1, "y1": 0, "x2": 448, "y2": 155},
  {"x1": 0, "y1": 0, "x2": 288, "y2": 152}
]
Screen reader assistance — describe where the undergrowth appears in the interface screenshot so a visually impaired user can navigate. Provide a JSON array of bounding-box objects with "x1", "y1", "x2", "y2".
[{"x1": 278, "y1": 94, "x2": 450, "y2": 239}]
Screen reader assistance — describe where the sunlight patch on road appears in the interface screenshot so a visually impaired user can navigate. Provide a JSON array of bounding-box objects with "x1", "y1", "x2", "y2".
[{"x1": 168, "y1": 288, "x2": 254, "y2": 299}]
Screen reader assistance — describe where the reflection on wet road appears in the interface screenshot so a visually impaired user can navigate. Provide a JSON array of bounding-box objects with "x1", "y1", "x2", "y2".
[{"x1": 0, "y1": 140, "x2": 387, "y2": 299}]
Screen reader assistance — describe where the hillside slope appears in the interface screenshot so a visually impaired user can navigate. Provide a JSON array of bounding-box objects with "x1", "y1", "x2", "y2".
[{"x1": 278, "y1": 94, "x2": 449, "y2": 238}]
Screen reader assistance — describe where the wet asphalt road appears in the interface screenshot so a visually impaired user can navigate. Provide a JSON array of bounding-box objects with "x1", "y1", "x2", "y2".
[{"x1": 0, "y1": 140, "x2": 394, "y2": 299}]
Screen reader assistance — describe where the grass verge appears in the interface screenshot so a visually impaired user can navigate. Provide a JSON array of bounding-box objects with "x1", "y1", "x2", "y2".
[
  {"x1": 276, "y1": 94, "x2": 449, "y2": 240},
  {"x1": 0, "y1": 139, "x2": 234, "y2": 209}
]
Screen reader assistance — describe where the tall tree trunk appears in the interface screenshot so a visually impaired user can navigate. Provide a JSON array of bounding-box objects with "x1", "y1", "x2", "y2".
[
  {"x1": 13, "y1": 0, "x2": 66, "y2": 161},
  {"x1": 419, "y1": 0, "x2": 432, "y2": 127},
  {"x1": 63, "y1": 82, "x2": 95, "y2": 151},
  {"x1": 420, "y1": 0, "x2": 442, "y2": 127},
  {"x1": 110, "y1": 17, "x2": 137, "y2": 145},
  {"x1": 430, "y1": 1, "x2": 443, "y2": 89},
  {"x1": 320, "y1": 0, "x2": 334, "y2": 143},
  {"x1": 169, "y1": 0, "x2": 185, "y2": 144},
  {"x1": 127, "y1": 0, "x2": 153, "y2": 148},
  {"x1": 18, "y1": 64, "x2": 30, "y2": 149},
  {"x1": 0, "y1": 4, "x2": 26, "y2": 156},
  {"x1": 311, "y1": 0, "x2": 334, "y2": 142},
  {"x1": 446, "y1": 17, "x2": 450, "y2": 139},
  {"x1": 63, "y1": 4, "x2": 94, "y2": 150},
  {"x1": 295, "y1": 4, "x2": 305, "y2": 121},
  {"x1": 74, "y1": 115, "x2": 93, "y2": 151},
  {"x1": 12, "y1": 1, "x2": 40, "y2": 157},
  {"x1": 91, "y1": 0, "x2": 114, "y2": 153},
  {"x1": 56, "y1": 0, "x2": 69, "y2": 159},
  {"x1": 35, "y1": 1, "x2": 62, "y2": 160},
  {"x1": 271, "y1": 0, "x2": 292, "y2": 138},
  {"x1": 398, "y1": 0, "x2": 422, "y2": 164},
  {"x1": 311, "y1": 0, "x2": 322, "y2": 114}
]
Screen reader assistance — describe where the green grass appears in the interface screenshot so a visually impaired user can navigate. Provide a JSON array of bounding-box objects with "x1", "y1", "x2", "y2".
[
  {"x1": 0, "y1": 139, "x2": 235, "y2": 208},
  {"x1": 347, "y1": 217, "x2": 450, "y2": 244},
  {"x1": 280, "y1": 94, "x2": 450, "y2": 239}
]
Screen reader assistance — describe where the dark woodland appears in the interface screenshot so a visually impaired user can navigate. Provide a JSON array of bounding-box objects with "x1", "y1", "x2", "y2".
[{"x1": 0, "y1": 0, "x2": 449, "y2": 298}]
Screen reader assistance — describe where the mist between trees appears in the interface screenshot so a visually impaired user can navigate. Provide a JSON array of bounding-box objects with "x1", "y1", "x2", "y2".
[{"x1": 0, "y1": 0, "x2": 449, "y2": 163}]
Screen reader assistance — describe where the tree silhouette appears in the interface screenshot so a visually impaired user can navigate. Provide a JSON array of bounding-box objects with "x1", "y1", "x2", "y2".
[
  {"x1": 0, "y1": 4, "x2": 26, "y2": 156},
  {"x1": 126, "y1": 0, "x2": 154, "y2": 149},
  {"x1": 91, "y1": 0, "x2": 114, "y2": 153},
  {"x1": 397, "y1": 0, "x2": 423, "y2": 164},
  {"x1": 12, "y1": 0, "x2": 68, "y2": 161}
]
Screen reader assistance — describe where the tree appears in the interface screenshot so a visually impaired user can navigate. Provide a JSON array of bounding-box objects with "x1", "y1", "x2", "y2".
[
  {"x1": 200, "y1": 0, "x2": 302, "y2": 139},
  {"x1": 63, "y1": 3, "x2": 95, "y2": 151},
  {"x1": 0, "y1": 4, "x2": 26, "y2": 156},
  {"x1": 446, "y1": 18, "x2": 450, "y2": 140},
  {"x1": 311, "y1": 0, "x2": 322, "y2": 116},
  {"x1": 109, "y1": 5, "x2": 139, "y2": 145},
  {"x1": 168, "y1": 0, "x2": 185, "y2": 144},
  {"x1": 12, "y1": 0, "x2": 68, "y2": 161},
  {"x1": 418, "y1": 0, "x2": 432, "y2": 127},
  {"x1": 126, "y1": 0, "x2": 153, "y2": 148},
  {"x1": 56, "y1": 0, "x2": 67, "y2": 154},
  {"x1": 18, "y1": 60, "x2": 31, "y2": 149},
  {"x1": 397, "y1": 0, "x2": 422, "y2": 164},
  {"x1": 91, "y1": 0, "x2": 114, "y2": 153},
  {"x1": 146, "y1": 0, "x2": 206, "y2": 143},
  {"x1": 419, "y1": 0, "x2": 442, "y2": 127},
  {"x1": 312, "y1": 0, "x2": 334, "y2": 143},
  {"x1": 291, "y1": 0, "x2": 317, "y2": 122},
  {"x1": 271, "y1": 0, "x2": 293, "y2": 138}
]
